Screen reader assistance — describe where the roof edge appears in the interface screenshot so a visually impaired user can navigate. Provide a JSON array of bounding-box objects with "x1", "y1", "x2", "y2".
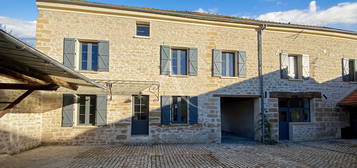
[
  {"x1": 0, "y1": 29, "x2": 106, "y2": 89},
  {"x1": 36, "y1": 0, "x2": 357, "y2": 37}
]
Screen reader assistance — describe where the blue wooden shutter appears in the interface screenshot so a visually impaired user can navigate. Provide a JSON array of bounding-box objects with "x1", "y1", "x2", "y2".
[
  {"x1": 212, "y1": 49, "x2": 222, "y2": 76},
  {"x1": 238, "y1": 51, "x2": 247, "y2": 77},
  {"x1": 63, "y1": 38, "x2": 76, "y2": 69},
  {"x1": 98, "y1": 40, "x2": 109, "y2": 72},
  {"x1": 160, "y1": 45, "x2": 171, "y2": 75},
  {"x1": 96, "y1": 94, "x2": 107, "y2": 126},
  {"x1": 189, "y1": 96, "x2": 198, "y2": 124},
  {"x1": 161, "y1": 96, "x2": 171, "y2": 124},
  {"x1": 188, "y1": 48, "x2": 198, "y2": 76},
  {"x1": 62, "y1": 94, "x2": 74, "y2": 127}
]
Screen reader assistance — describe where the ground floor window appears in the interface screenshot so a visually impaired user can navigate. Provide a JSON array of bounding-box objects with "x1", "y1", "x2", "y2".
[
  {"x1": 171, "y1": 96, "x2": 188, "y2": 123},
  {"x1": 78, "y1": 95, "x2": 97, "y2": 125},
  {"x1": 279, "y1": 98, "x2": 310, "y2": 122}
]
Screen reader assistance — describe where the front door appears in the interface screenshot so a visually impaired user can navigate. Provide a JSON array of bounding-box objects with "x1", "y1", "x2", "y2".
[
  {"x1": 279, "y1": 107, "x2": 289, "y2": 140},
  {"x1": 131, "y1": 95, "x2": 149, "y2": 135},
  {"x1": 279, "y1": 99, "x2": 310, "y2": 140}
]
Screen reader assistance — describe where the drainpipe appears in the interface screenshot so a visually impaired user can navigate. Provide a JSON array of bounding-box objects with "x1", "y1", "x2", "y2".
[{"x1": 258, "y1": 24, "x2": 267, "y2": 143}]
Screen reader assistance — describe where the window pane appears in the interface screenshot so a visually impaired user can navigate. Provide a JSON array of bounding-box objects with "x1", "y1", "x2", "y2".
[
  {"x1": 290, "y1": 108, "x2": 305, "y2": 122},
  {"x1": 78, "y1": 96, "x2": 86, "y2": 124},
  {"x1": 180, "y1": 50, "x2": 187, "y2": 75},
  {"x1": 81, "y1": 43, "x2": 88, "y2": 70},
  {"x1": 172, "y1": 50, "x2": 178, "y2": 75},
  {"x1": 91, "y1": 43, "x2": 98, "y2": 71},
  {"x1": 89, "y1": 96, "x2": 96, "y2": 125},
  {"x1": 136, "y1": 24, "x2": 150, "y2": 36},
  {"x1": 228, "y1": 53, "x2": 234, "y2": 77},
  {"x1": 279, "y1": 110, "x2": 288, "y2": 122},
  {"x1": 222, "y1": 53, "x2": 226, "y2": 76},
  {"x1": 171, "y1": 96, "x2": 187, "y2": 123},
  {"x1": 133, "y1": 95, "x2": 149, "y2": 120},
  {"x1": 288, "y1": 56, "x2": 298, "y2": 79},
  {"x1": 279, "y1": 99, "x2": 288, "y2": 107}
]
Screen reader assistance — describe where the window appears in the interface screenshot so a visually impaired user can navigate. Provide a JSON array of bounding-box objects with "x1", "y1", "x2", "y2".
[
  {"x1": 133, "y1": 95, "x2": 149, "y2": 120},
  {"x1": 78, "y1": 95, "x2": 97, "y2": 125},
  {"x1": 171, "y1": 96, "x2": 188, "y2": 123},
  {"x1": 136, "y1": 23, "x2": 150, "y2": 37},
  {"x1": 221, "y1": 52, "x2": 235, "y2": 77},
  {"x1": 288, "y1": 55, "x2": 298, "y2": 79},
  {"x1": 171, "y1": 49, "x2": 188, "y2": 75},
  {"x1": 279, "y1": 98, "x2": 310, "y2": 122},
  {"x1": 349, "y1": 60, "x2": 356, "y2": 81},
  {"x1": 80, "y1": 42, "x2": 98, "y2": 71}
]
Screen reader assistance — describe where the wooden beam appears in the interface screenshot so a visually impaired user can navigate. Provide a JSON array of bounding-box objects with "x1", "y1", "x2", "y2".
[
  {"x1": 269, "y1": 92, "x2": 321, "y2": 98},
  {"x1": 0, "y1": 83, "x2": 59, "y2": 90},
  {"x1": 0, "y1": 65, "x2": 78, "y2": 90},
  {"x1": 0, "y1": 66, "x2": 47, "y2": 85},
  {"x1": 0, "y1": 89, "x2": 34, "y2": 118},
  {"x1": 213, "y1": 94, "x2": 261, "y2": 98}
]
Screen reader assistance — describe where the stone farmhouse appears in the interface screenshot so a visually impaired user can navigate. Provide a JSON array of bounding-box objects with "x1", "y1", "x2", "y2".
[{"x1": 1, "y1": 0, "x2": 356, "y2": 154}]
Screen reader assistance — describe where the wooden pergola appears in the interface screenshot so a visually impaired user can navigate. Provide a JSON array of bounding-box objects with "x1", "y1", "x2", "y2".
[{"x1": 0, "y1": 29, "x2": 106, "y2": 117}]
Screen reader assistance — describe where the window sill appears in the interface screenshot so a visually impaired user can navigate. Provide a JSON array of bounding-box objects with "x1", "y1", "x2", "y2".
[
  {"x1": 133, "y1": 35, "x2": 151, "y2": 39},
  {"x1": 78, "y1": 70, "x2": 99, "y2": 74},
  {"x1": 160, "y1": 123, "x2": 202, "y2": 127},
  {"x1": 169, "y1": 75, "x2": 189, "y2": 78},
  {"x1": 220, "y1": 76, "x2": 238, "y2": 79},
  {"x1": 72, "y1": 125, "x2": 98, "y2": 129},
  {"x1": 288, "y1": 78, "x2": 304, "y2": 81}
]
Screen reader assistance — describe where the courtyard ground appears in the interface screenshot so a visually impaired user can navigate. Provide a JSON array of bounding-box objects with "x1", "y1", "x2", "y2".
[{"x1": 0, "y1": 139, "x2": 356, "y2": 168}]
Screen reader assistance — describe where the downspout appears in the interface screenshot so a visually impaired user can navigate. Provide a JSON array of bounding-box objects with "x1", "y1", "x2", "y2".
[{"x1": 258, "y1": 24, "x2": 267, "y2": 143}]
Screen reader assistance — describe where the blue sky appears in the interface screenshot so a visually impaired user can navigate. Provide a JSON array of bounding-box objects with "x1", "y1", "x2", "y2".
[{"x1": 0, "y1": 0, "x2": 356, "y2": 40}]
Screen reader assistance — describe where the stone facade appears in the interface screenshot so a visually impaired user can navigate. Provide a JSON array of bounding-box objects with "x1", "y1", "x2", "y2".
[
  {"x1": 34, "y1": 1, "x2": 356, "y2": 144},
  {"x1": 1, "y1": 0, "x2": 357, "y2": 153}
]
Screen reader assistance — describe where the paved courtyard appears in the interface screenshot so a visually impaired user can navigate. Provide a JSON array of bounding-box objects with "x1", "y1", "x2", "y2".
[{"x1": 1, "y1": 139, "x2": 356, "y2": 168}]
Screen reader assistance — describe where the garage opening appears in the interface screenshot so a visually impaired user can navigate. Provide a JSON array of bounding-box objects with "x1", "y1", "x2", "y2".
[{"x1": 220, "y1": 97, "x2": 258, "y2": 142}]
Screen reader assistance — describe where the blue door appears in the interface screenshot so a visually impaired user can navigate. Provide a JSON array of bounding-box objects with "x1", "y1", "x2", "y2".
[
  {"x1": 279, "y1": 107, "x2": 290, "y2": 140},
  {"x1": 279, "y1": 99, "x2": 310, "y2": 140},
  {"x1": 131, "y1": 95, "x2": 149, "y2": 135}
]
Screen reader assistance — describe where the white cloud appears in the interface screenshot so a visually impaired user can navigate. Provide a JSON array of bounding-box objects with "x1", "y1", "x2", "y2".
[
  {"x1": 0, "y1": 16, "x2": 36, "y2": 38},
  {"x1": 194, "y1": 8, "x2": 218, "y2": 14},
  {"x1": 256, "y1": 1, "x2": 357, "y2": 26}
]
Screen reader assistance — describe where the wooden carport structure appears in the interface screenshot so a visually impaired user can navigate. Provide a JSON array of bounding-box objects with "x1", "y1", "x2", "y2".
[{"x1": 0, "y1": 29, "x2": 106, "y2": 117}]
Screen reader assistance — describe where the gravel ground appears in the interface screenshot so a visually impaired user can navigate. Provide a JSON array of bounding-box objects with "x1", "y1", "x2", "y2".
[{"x1": 1, "y1": 139, "x2": 356, "y2": 168}]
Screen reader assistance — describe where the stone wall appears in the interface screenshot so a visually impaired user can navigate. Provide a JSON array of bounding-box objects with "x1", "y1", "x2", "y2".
[
  {"x1": 0, "y1": 78, "x2": 43, "y2": 154},
  {"x1": 32, "y1": 2, "x2": 357, "y2": 144}
]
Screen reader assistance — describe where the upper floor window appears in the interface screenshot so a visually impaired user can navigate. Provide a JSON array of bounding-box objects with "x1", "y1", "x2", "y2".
[
  {"x1": 171, "y1": 49, "x2": 188, "y2": 75},
  {"x1": 280, "y1": 53, "x2": 309, "y2": 80},
  {"x1": 136, "y1": 23, "x2": 150, "y2": 37},
  {"x1": 80, "y1": 42, "x2": 98, "y2": 71},
  {"x1": 63, "y1": 38, "x2": 109, "y2": 72},
  {"x1": 222, "y1": 52, "x2": 235, "y2": 77},
  {"x1": 212, "y1": 49, "x2": 246, "y2": 78},
  {"x1": 288, "y1": 55, "x2": 298, "y2": 79},
  {"x1": 343, "y1": 58, "x2": 357, "y2": 82}
]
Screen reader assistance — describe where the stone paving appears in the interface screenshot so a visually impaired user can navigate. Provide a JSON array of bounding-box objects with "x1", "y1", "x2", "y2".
[{"x1": 1, "y1": 139, "x2": 356, "y2": 168}]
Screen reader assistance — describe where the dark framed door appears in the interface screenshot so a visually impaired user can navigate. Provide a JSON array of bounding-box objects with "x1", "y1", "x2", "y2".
[
  {"x1": 279, "y1": 107, "x2": 290, "y2": 140},
  {"x1": 279, "y1": 99, "x2": 310, "y2": 140},
  {"x1": 131, "y1": 95, "x2": 149, "y2": 135}
]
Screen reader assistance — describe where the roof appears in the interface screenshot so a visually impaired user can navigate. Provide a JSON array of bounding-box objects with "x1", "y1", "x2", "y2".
[
  {"x1": 36, "y1": 0, "x2": 357, "y2": 36},
  {"x1": 338, "y1": 89, "x2": 357, "y2": 106},
  {"x1": 0, "y1": 29, "x2": 106, "y2": 89}
]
